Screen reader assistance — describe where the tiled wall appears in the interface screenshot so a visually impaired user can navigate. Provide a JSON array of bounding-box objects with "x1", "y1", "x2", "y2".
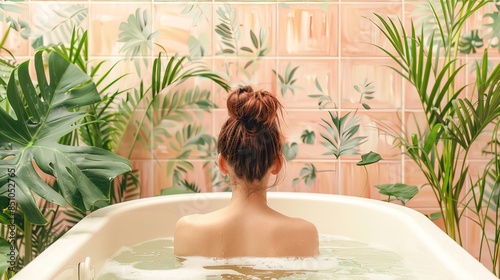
[{"x1": 1, "y1": 0, "x2": 499, "y2": 264}]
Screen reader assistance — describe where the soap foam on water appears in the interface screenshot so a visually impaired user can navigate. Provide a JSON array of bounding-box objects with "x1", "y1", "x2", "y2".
[
  {"x1": 98, "y1": 255, "x2": 338, "y2": 280},
  {"x1": 97, "y1": 235, "x2": 418, "y2": 280},
  {"x1": 182, "y1": 255, "x2": 338, "y2": 271}
]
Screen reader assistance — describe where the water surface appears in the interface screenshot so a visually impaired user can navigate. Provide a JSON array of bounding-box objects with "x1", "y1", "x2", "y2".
[{"x1": 97, "y1": 234, "x2": 439, "y2": 280}]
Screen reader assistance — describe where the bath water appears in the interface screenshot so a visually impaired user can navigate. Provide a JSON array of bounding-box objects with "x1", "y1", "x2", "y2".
[{"x1": 96, "y1": 234, "x2": 441, "y2": 280}]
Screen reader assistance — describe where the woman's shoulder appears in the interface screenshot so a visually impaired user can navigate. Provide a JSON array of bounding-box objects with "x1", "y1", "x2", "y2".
[
  {"x1": 174, "y1": 213, "x2": 218, "y2": 238},
  {"x1": 274, "y1": 216, "x2": 319, "y2": 257},
  {"x1": 174, "y1": 214, "x2": 209, "y2": 256},
  {"x1": 287, "y1": 217, "x2": 319, "y2": 238}
]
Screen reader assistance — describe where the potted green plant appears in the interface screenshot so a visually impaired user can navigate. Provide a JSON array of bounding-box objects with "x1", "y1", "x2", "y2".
[{"x1": 372, "y1": 0, "x2": 500, "y2": 274}]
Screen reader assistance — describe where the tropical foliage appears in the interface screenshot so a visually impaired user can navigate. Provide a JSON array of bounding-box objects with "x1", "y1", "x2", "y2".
[
  {"x1": 0, "y1": 4, "x2": 230, "y2": 278},
  {"x1": 372, "y1": 0, "x2": 500, "y2": 274}
]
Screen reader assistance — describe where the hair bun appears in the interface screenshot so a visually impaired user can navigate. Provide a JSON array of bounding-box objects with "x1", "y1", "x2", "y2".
[{"x1": 227, "y1": 86, "x2": 281, "y2": 128}]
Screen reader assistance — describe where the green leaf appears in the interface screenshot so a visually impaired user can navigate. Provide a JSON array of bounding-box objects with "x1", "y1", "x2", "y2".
[
  {"x1": 320, "y1": 111, "x2": 366, "y2": 158},
  {"x1": 0, "y1": 237, "x2": 15, "y2": 275},
  {"x1": 240, "y1": 46, "x2": 253, "y2": 53},
  {"x1": 357, "y1": 151, "x2": 382, "y2": 166},
  {"x1": 300, "y1": 163, "x2": 317, "y2": 186},
  {"x1": 188, "y1": 35, "x2": 208, "y2": 58},
  {"x1": 160, "y1": 184, "x2": 195, "y2": 195},
  {"x1": 375, "y1": 183, "x2": 419, "y2": 204},
  {"x1": 274, "y1": 63, "x2": 302, "y2": 97},
  {"x1": 459, "y1": 29, "x2": 484, "y2": 54},
  {"x1": 484, "y1": 11, "x2": 500, "y2": 52},
  {"x1": 250, "y1": 29, "x2": 258, "y2": 49},
  {"x1": 300, "y1": 130, "x2": 316, "y2": 145},
  {"x1": 118, "y1": 8, "x2": 159, "y2": 74},
  {"x1": 428, "y1": 212, "x2": 442, "y2": 221},
  {"x1": 314, "y1": 77, "x2": 323, "y2": 93},
  {"x1": 0, "y1": 51, "x2": 131, "y2": 224},
  {"x1": 283, "y1": 142, "x2": 298, "y2": 161},
  {"x1": 30, "y1": 4, "x2": 88, "y2": 49}
]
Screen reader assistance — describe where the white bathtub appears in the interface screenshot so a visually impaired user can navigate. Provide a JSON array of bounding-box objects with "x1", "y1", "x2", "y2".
[{"x1": 13, "y1": 192, "x2": 496, "y2": 279}]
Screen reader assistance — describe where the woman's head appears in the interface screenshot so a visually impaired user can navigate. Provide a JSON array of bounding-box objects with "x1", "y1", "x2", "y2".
[{"x1": 217, "y1": 86, "x2": 284, "y2": 182}]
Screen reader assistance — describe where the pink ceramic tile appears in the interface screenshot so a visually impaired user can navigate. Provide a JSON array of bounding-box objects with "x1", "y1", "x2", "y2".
[
  {"x1": 462, "y1": 206, "x2": 494, "y2": 262},
  {"x1": 465, "y1": 2, "x2": 500, "y2": 59},
  {"x1": 89, "y1": 3, "x2": 151, "y2": 57},
  {"x1": 404, "y1": 109, "x2": 489, "y2": 160},
  {"x1": 402, "y1": 160, "x2": 439, "y2": 208},
  {"x1": 366, "y1": 160, "x2": 404, "y2": 201},
  {"x1": 275, "y1": 59, "x2": 338, "y2": 109},
  {"x1": 340, "y1": 58, "x2": 402, "y2": 110},
  {"x1": 341, "y1": 3, "x2": 402, "y2": 56},
  {"x1": 128, "y1": 160, "x2": 153, "y2": 199},
  {"x1": 313, "y1": 110, "x2": 403, "y2": 161},
  {"x1": 405, "y1": 1, "x2": 496, "y2": 60},
  {"x1": 468, "y1": 127, "x2": 499, "y2": 160},
  {"x1": 115, "y1": 108, "x2": 153, "y2": 160},
  {"x1": 153, "y1": 160, "x2": 213, "y2": 195},
  {"x1": 465, "y1": 57, "x2": 500, "y2": 99},
  {"x1": 29, "y1": 2, "x2": 89, "y2": 50},
  {"x1": 464, "y1": 206, "x2": 497, "y2": 270},
  {"x1": 404, "y1": 84, "x2": 424, "y2": 110},
  {"x1": 153, "y1": 3, "x2": 212, "y2": 57},
  {"x1": 152, "y1": 110, "x2": 214, "y2": 160},
  {"x1": 403, "y1": 110, "x2": 428, "y2": 139},
  {"x1": 213, "y1": 3, "x2": 276, "y2": 57},
  {"x1": 275, "y1": 160, "x2": 339, "y2": 194},
  {"x1": 0, "y1": 3, "x2": 29, "y2": 57},
  {"x1": 341, "y1": 160, "x2": 404, "y2": 199},
  {"x1": 277, "y1": 3, "x2": 338, "y2": 56},
  {"x1": 339, "y1": 161, "x2": 371, "y2": 197},
  {"x1": 92, "y1": 0, "x2": 150, "y2": 2},
  {"x1": 212, "y1": 57, "x2": 276, "y2": 108},
  {"x1": 88, "y1": 57, "x2": 150, "y2": 107},
  {"x1": 150, "y1": 57, "x2": 220, "y2": 107},
  {"x1": 280, "y1": 110, "x2": 400, "y2": 161},
  {"x1": 403, "y1": 159, "x2": 470, "y2": 209},
  {"x1": 280, "y1": 110, "x2": 342, "y2": 160},
  {"x1": 213, "y1": 109, "x2": 229, "y2": 140},
  {"x1": 342, "y1": 0, "x2": 398, "y2": 2},
  {"x1": 404, "y1": 59, "x2": 468, "y2": 110}
]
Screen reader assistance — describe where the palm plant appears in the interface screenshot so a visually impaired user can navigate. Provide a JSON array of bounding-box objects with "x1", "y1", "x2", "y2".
[
  {"x1": 372, "y1": 0, "x2": 500, "y2": 272},
  {"x1": 49, "y1": 28, "x2": 141, "y2": 204},
  {"x1": 123, "y1": 52, "x2": 229, "y2": 192},
  {"x1": 471, "y1": 121, "x2": 500, "y2": 274}
]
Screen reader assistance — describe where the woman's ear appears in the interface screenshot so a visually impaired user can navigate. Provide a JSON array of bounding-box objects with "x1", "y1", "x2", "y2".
[
  {"x1": 271, "y1": 156, "x2": 283, "y2": 175},
  {"x1": 218, "y1": 154, "x2": 229, "y2": 175}
]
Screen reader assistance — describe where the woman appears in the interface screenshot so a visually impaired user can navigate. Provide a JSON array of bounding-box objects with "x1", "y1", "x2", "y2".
[{"x1": 174, "y1": 86, "x2": 319, "y2": 258}]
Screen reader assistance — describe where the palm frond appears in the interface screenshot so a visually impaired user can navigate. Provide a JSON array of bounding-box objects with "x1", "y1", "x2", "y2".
[
  {"x1": 215, "y1": 4, "x2": 240, "y2": 55},
  {"x1": 118, "y1": 8, "x2": 159, "y2": 76},
  {"x1": 320, "y1": 111, "x2": 367, "y2": 158},
  {"x1": 110, "y1": 169, "x2": 140, "y2": 203},
  {"x1": 448, "y1": 51, "x2": 500, "y2": 148},
  {"x1": 30, "y1": 200, "x2": 64, "y2": 257},
  {"x1": 30, "y1": 4, "x2": 88, "y2": 49},
  {"x1": 145, "y1": 87, "x2": 215, "y2": 147}
]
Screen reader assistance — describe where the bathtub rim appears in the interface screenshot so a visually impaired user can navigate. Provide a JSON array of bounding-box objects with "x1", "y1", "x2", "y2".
[{"x1": 12, "y1": 192, "x2": 497, "y2": 280}]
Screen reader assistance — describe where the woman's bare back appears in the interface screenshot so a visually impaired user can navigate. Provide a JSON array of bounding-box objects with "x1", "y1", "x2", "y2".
[{"x1": 174, "y1": 205, "x2": 319, "y2": 258}]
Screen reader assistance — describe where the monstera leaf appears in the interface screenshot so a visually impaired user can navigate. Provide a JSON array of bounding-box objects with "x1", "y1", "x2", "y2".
[{"x1": 0, "y1": 50, "x2": 130, "y2": 225}]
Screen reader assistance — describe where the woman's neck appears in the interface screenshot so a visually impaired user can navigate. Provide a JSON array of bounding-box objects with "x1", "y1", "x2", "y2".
[{"x1": 229, "y1": 180, "x2": 269, "y2": 208}]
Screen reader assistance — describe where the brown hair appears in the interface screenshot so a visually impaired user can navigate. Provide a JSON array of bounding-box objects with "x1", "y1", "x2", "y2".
[{"x1": 217, "y1": 86, "x2": 284, "y2": 182}]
